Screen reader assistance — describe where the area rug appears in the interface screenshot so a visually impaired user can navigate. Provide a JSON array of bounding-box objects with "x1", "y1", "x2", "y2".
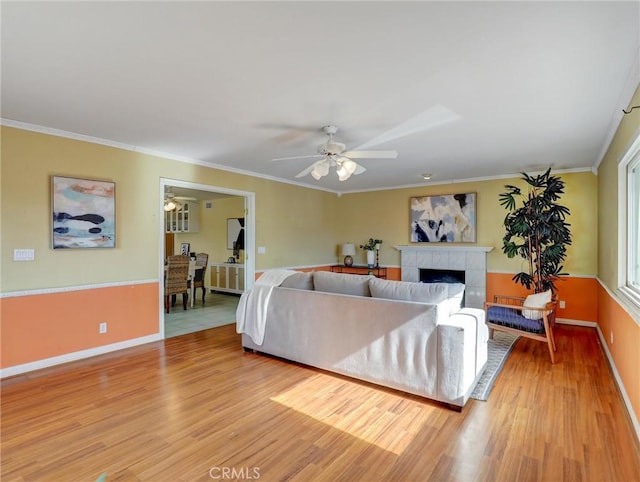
[{"x1": 471, "y1": 332, "x2": 520, "y2": 401}]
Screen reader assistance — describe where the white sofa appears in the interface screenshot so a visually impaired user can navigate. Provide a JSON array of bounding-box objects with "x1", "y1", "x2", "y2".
[{"x1": 238, "y1": 270, "x2": 488, "y2": 409}]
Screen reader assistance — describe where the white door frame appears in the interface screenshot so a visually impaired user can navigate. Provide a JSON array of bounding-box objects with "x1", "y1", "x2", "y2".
[{"x1": 159, "y1": 178, "x2": 255, "y2": 338}]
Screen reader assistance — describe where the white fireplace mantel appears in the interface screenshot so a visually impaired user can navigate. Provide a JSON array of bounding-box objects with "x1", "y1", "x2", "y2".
[
  {"x1": 394, "y1": 245, "x2": 494, "y2": 252},
  {"x1": 394, "y1": 245, "x2": 494, "y2": 309}
]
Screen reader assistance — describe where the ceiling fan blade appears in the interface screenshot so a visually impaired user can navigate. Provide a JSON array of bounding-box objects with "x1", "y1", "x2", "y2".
[
  {"x1": 271, "y1": 154, "x2": 322, "y2": 162},
  {"x1": 295, "y1": 161, "x2": 323, "y2": 178},
  {"x1": 353, "y1": 163, "x2": 366, "y2": 175},
  {"x1": 257, "y1": 123, "x2": 325, "y2": 145},
  {"x1": 343, "y1": 150, "x2": 398, "y2": 159},
  {"x1": 174, "y1": 196, "x2": 197, "y2": 201},
  {"x1": 355, "y1": 104, "x2": 461, "y2": 150}
]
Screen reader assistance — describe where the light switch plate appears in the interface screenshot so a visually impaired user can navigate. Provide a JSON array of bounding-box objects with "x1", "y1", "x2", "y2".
[
  {"x1": 14, "y1": 249, "x2": 35, "y2": 261},
  {"x1": 258, "y1": 246, "x2": 266, "y2": 254}
]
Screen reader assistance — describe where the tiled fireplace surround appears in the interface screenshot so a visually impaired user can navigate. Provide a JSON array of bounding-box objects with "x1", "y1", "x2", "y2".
[{"x1": 395, "y1": 245, "x2": 493, "y2": 309}]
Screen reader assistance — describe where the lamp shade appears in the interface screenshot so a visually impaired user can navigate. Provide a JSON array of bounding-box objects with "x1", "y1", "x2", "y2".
[{"x1": 341, "y1": 243, "x2": 356, "y2": 256}]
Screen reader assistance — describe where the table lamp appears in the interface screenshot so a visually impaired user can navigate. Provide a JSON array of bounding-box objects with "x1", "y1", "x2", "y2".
[{"x1": 341, "y1": 243, "x2": 356, "y2": 267}]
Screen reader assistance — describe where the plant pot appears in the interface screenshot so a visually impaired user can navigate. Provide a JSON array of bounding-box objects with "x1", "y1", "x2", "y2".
[{"x1": 366, "y1": 250, "x2": 375, "y2": 268}]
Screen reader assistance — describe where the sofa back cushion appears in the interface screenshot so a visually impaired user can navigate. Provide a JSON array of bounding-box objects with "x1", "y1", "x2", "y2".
[
  {"x1": 280, "y1": 272, "x2": 314, "y2": 290},
  {"x1": 313, "y1": 271, "x2": 371, "y2": 297},
  {"x1": 369, "y1": 278, "x2": 448, "y2": 304},
  {"x1": 446, "y1": 283, "x2": 466, "y2": 315}
]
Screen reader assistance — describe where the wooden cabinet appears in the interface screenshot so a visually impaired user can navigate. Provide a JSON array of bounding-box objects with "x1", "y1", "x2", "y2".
[
  {"x1": 330, "y1": 265, "x2": 387, "y2": 278},
  {"x1": 210, "y1": 263, "x2": 245, "y2": 294},
  {"x1": 165, "y1": 201, "x2": 200, "y2": 233}
]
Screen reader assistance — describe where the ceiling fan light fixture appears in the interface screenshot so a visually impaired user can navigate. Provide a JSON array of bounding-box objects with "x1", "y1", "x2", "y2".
[
  {"x1": 337, "y1": 168, "x2": 351, "y2": 181},
  {"x1": 336, "y1": 157, "x2": 358, "y2": 181},
  {"x1": 312, "y1": 160, "x2": 330, "y2": 180},
  {"x1": 274, "y1": 125, "x2": 397, "y2": 182},
  {"x1": 341, "y1": 158, "x2": 357, "y2": 174},
  {"x1": 164, "y1": 200, "x2": 177, "y2": 211}
]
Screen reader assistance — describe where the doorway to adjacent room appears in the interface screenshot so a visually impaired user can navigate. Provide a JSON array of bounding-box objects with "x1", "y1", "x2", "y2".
[{"x1": 159, "y1": 178, "x2": 255, "y2": 339}]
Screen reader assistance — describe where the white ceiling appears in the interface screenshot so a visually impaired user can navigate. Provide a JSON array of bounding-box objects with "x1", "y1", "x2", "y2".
[{"x1": 2, "y1": 1, "x2": 639, "y2": 193}]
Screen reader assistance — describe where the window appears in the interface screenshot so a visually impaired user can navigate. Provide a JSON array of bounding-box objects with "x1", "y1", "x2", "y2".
[{"x1": 619, "y1": 132, "x2": 640, "y2": 308}]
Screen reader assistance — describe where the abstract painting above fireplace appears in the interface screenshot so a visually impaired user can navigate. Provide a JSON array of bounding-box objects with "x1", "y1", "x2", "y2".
[{"x1": 410, "y1": 192, "x2": 476, "y2": 243}]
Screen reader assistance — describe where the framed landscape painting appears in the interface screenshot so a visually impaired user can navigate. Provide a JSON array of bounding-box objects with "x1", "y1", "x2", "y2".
[
  {"x1": 52, "y1": 176, "x2": 115, "y2": 249},
  {"x1": 410, "y1": 192, "x2": 476, "y2": 243}
]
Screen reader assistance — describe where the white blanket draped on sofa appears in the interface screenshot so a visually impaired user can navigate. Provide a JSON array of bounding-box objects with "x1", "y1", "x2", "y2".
[{"x1": 236, "y1": 269, "x2": 297, "y2": 345}]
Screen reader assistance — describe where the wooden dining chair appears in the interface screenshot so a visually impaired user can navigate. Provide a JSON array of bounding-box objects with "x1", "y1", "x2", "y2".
[
  {"x1": 192, "y1": 252, "x2": 209, "y2": 304},
  {"x1": 484, "y1": 294, "x2": 558, "y2": 363},
  {"x1": 165, "y1": 255, "x2": 190, "y2": 313}
]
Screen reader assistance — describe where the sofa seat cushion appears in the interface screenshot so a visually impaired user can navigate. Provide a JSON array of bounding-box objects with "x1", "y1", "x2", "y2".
[
  {"x1": 313, "y1": 271, "x2": 371, "y2": 297},
  {"x1": 369, "y1": 278, "x2": 448, "y2": 304},
  {"x1": 486, "y1": 306, "x2": 545, "y2": 334}
]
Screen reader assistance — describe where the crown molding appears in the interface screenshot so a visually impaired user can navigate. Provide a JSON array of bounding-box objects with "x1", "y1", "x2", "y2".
[{"x1": 0, "y1": 118, "x2": 596, "y2": 196}]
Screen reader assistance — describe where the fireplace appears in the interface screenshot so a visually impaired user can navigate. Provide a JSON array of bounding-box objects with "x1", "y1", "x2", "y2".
[
  {"x1": 420, "y1": 268, "x2": 465, "y2": 284},
  {"x1": 395, "y1": 245, "x2": 493, "y2": 309},
  {"x1": 421, "y1": 268, "x2": 466, "y2": 306}
]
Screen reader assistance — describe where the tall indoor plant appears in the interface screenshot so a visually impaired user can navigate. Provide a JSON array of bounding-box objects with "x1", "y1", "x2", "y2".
[{"x1": 499, "y1": 168, "x2": 572, "y2": 293}]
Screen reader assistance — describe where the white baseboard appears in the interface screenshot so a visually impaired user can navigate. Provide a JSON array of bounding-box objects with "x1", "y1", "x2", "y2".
[
  {"x1": 556, "y1": 318, "x2": 597, "y2": 327},
  {"x1": 595, "y1": 325, "x2": 640, "y2": 443},
  {"x1": 0, "y1": 333, "x2": 163, "y2": 379}
]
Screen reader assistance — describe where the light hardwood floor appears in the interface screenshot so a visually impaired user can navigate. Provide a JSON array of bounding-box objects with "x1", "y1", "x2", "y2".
[{"x1": 1, "y1": 324, "x2": 639, "y2": 482}]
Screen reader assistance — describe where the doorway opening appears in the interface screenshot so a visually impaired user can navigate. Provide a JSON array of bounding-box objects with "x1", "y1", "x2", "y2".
[{"x1": 159, "y1": 178, "x2": 255, "y2": 339}]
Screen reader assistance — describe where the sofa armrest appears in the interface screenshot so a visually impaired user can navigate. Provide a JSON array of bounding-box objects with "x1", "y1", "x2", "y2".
[{"x1": 436, "y1": 308, "x2": 488, "y2": 406}]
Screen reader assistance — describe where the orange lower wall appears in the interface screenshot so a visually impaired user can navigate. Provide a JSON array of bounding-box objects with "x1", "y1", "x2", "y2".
[
  {"x1": 1, "y1": 283, "x2": 159, "y2": 368},
  {"x1": 487, "y1": 272, "x2": 598, "y2": 322},
  {"x1": 597, "y1": 285, "x2": 640, "y2": 423},
  {"x1": 7, "y1": 273, "x2": 628, "y2": 419},
  {"x1": 258, "y1": 268, "x2": 596, "y2": 322}
]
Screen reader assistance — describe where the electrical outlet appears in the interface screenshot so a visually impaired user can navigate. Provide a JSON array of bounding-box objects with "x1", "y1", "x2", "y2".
[
  {"x1": 99, "y1": 322, "x2": 107, "y2": 334},
  {"x1": 559, "y1": 300, "x2": 566, "y2": 309},
  {"x1": 610, "y1": 330, "x2": 613, "y2": 344}
]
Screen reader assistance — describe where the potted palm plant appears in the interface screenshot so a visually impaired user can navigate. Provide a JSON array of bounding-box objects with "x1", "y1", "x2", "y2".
[{"x1": 499, "y1": 168, "x2": 572, "y2": 294}]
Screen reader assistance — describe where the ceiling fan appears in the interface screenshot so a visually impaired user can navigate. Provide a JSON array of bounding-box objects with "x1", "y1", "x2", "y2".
[
  {"x1": 271, "y1": 125, "x2": 398, "y2": 181},
  {"x1": 164, "y1": 191, "x2": 196, "y2": 211}
]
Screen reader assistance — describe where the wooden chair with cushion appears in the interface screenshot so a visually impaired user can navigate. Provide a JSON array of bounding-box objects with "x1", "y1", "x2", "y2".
[
  {"x1": 192, "y1": 252, "x2": 209, "y2": 304},
  {"x1": 165, "y1": 255, "x2": 190, "y2": 313},
  {"x1": 484, "y1": 293, "x2": 557, "y2": 363}
]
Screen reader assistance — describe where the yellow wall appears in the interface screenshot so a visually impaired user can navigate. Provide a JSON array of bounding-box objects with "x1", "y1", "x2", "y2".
[
  {"x1": 175, "y1": 196, "x2": 245, "y2": 264},
  {"x1": 0, "y1": 126, "x2": 340, "y2": 293},
  {"x1": 596, "y1": 85, "x2": 640, "y2": 422},
  {"x1": 1, "y1": 117, "x2": 637, "y2": 429},
  {"x1": 337, "y1": 172, "x2": 598, "y2": 276},
  {"x1": 0, "y1": 126, "x2": 340, "y2": 370},
  {"x1": 598, "y1": 85, "x2": 640, "y2": 289}
]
